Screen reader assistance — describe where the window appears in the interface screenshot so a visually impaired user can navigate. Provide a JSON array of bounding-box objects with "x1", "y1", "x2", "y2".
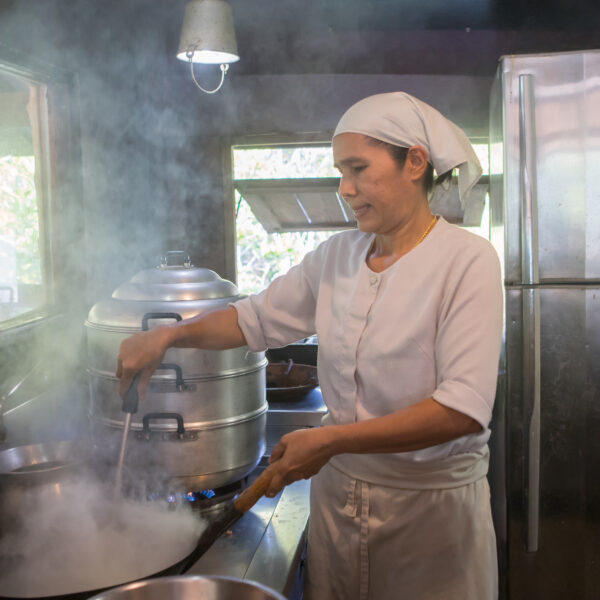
[
  {"x1": 0, "y1": 66, "x2": 52, "y2": 327},
  {"x1": 233, "y1": 142, "x2": 344, "y2": 294},
  {"x1": 232, "y1": 139, "x2": 491, "y2": 295}
]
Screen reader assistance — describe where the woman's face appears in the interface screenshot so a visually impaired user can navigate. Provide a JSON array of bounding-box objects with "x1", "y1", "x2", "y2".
[{"x1": 332, "y1": 133, "x2": 426, "y2": 235}]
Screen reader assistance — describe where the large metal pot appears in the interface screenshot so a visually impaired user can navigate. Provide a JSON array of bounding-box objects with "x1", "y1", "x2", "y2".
[
  {"x1": 88, "y1": 576, "x2": 286, "y2": 600},
  {"x1": 85, "y1": 252, "x2": 267, "y2": 490}
]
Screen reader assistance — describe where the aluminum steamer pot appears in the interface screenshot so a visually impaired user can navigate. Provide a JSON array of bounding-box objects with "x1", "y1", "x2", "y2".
[
  {"x1": 85, "y1": 252, "x2": 267, "y2": 490},
  {"x1": 88, "y1": 575, "x2": 286, "y2": 600}
]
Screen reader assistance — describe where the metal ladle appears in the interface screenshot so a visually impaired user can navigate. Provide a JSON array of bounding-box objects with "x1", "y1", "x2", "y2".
[{"x1": 114, "y1": 373, "x2": 141, "y2": 501}]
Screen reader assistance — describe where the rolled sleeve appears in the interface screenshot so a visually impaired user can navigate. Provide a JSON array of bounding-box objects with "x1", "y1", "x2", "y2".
[
  {"x1": 231, "y1": 297, "x2": 269, "y2": 352},
  {"x1": 230, "y1": 245, "x2": 325, "y2": 352},
  {"x1": 433, "y1": 381, "x2": 492, "y2": 430}
]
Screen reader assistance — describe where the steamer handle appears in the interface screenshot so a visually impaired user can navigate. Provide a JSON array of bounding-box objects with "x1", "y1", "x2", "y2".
[
  {"x1": 141, "y1": 312, "x2": 182, "y2": 331},
  {"x1": 142, "y1": 412, "x2": 186, "y2": 438},
  {"x1": 162, "y1": 251, "x2": 191, "y2": 267},
  {"x1": 154, "y1": 363, "x2": 186, "y2": 391}
]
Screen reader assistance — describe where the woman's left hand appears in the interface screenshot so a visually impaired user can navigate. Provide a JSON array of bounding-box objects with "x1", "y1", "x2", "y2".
[{"x1": 266, "y1": 427, "x2": 336, "y2": 497}]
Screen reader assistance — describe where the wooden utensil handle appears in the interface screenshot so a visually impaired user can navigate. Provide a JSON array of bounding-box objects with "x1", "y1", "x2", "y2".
[{"x1": 234, "y1": 467, "x2": 275, "y2": 513}]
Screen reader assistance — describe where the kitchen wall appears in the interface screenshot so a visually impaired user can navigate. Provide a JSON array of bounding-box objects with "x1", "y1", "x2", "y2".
[
  {"x1": 0, "y1": 0, "x2": 180, "y2": 401},
  {"x1": 0, "y1": 1, "x2": 170, "y2": 301}
]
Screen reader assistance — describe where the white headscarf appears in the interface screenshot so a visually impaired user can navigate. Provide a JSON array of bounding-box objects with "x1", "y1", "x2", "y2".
[{"x1": 333, "y1": 92, "x2": 482, "y2": 206}]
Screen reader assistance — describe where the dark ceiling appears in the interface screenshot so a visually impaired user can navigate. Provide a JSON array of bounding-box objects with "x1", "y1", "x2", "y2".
[
  {"x1": 223, "y1": 0, "x2": 600, "y2": 76},
  {"x1": 230, "y1": 0, "x2": 598, "y2": 32},
  {"x1": 0, "y1": 0, "x2": 598, "y2": 79}
]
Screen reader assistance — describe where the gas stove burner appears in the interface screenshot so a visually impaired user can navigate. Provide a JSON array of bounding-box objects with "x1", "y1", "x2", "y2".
[
  {"x1": 146, "y1": 488, "x2": 215, "y2": 504},
  {"x1": 146, "y1": 477, "x2": 246, "y2": 512}
]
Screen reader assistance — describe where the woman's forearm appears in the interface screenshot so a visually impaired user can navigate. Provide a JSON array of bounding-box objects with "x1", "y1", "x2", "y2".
[
  {"x1": 265, "y1": 398, "x2": 482, "y2": 496},
  {"x1": 166, "y1": 306, "x2": 247, "y2": 350},
  {"x1": 117, "y1": 306, "x2": 247, "y2": 397},
  {"x1": 325, "y1": 397, "x2": 482, "y2": 455}
]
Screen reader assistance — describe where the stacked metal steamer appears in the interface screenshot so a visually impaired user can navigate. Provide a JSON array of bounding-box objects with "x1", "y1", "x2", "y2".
[{"x1": 85, "y1": 253, "x2": 267, "y2": 492}]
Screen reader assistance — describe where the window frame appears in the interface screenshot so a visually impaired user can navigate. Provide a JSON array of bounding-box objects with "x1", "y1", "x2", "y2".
[
  {"x1": 0, "y1": 52, "x2": 82, "y2": 336},
  {"x1": 224, "y1": 131, "x2": 334, "y2": 284}
]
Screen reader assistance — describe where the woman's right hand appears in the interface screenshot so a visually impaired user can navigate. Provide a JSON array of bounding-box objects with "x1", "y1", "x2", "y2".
[
  {"x1": 116, "y1": 306, "x2": 246, "y2": 401},
  {"x1": 116, "y1": 326, "x2": 174, "y2": 401}
]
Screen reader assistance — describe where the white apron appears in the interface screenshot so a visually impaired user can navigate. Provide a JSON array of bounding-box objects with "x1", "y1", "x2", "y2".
[{"x1": 304, "y1": 451, "x2": 498, "y2": 600}]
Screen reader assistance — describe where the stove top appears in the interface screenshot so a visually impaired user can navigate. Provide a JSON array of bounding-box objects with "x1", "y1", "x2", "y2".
[
  {"x1": 145, "y1": 478, "x2": 244, "y2": 513},
  {"x1": 186, "y1": 463, "x2": 309, "y2": 600}
]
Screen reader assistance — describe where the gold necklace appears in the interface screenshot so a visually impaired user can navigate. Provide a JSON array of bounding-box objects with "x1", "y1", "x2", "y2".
[
  {"x1": 367, "y1": 215, "x2": 438, "y2": 268},
  {"x1": 415, "y1": 215, "x2": 437, "y2": 247}
]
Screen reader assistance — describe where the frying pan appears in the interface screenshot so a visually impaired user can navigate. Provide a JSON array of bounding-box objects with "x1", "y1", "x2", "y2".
[
  {"x1": 0, "y1": 467, "x2": 276, "y2": 600},
  {"x1": 266, "y1": 360, "x2": 318, "y2": 401}
]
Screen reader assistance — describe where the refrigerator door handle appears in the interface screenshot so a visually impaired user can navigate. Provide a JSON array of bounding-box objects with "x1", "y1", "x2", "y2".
[
  {"x1": 519, "y1": 74, "x2": 539, "y2": 286},
  {"x1": 522, "y1": 288, "x2": 541, "y2": 553},
  {"x1": 519, "y1": 73, "x2": 541, "y2": 553}
]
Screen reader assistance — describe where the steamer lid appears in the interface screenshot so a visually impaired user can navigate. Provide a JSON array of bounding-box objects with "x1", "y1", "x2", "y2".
[
  {"x1": 111, "y1": 252, "x2": 239, "y2": 302},
  {"x1": 85, "y1": 252, "x2": 241, "y2": 329}
]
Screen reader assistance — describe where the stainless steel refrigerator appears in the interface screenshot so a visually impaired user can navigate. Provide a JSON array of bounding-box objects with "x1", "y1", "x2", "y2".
[{"x1": 488, "y1": 49, "x2": 600, "y2": 599}]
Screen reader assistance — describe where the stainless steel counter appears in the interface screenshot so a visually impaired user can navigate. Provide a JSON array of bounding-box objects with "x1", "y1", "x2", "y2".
[
  {"x1": 181, "y1": 386, "x2": 321, "y2": 598},
  {"x1": 187, "y1": 476, "x2": 310, "y2": 599},
  {"x1": 265, "y1": 387, "x2": 327, "y2": 456}
]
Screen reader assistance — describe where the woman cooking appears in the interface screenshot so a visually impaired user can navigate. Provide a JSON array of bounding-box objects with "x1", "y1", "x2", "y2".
[{"x1": 117, "y1": 92, "x2": 503, "y2": 600}]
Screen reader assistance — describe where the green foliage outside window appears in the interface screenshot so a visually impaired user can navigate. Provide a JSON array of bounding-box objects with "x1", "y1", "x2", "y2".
[
  {"x1": 235, "y1": 197, "x2": 336, "y2": 294},
  {"x1": 0, "y1": 155, "x2": 41, "y2": 286},
  {"x1": 234, "y1": 146, "x2": 339, "y2": 295}
]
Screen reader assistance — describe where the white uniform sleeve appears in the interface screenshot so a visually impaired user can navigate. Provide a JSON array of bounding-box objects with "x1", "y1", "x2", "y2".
[
  {"x1": 432, "y1": 242, "x2": 503, "y2": 429},
  {"x1": 232, "y1": 244, "x2": 325, "y2": 352}
]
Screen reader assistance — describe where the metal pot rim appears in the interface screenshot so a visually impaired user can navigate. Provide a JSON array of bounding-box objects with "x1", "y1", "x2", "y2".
[
  {"x1": 0, "y1": 440, "x2": 91, "y2": 484},
  {"x1": 87, "y1": 574, "x2": 287, "y2": 600},
  {"x1": 92, "y1": 404, "x2": 268, "y2": 432}
]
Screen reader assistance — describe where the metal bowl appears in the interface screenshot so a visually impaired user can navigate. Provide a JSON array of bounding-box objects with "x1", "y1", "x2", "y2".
[
  {"x1": 0, "y1": 439, "x2": 90, "y2": 485},
  {"x1": 0, "y1": 440, "x2": 93, "y2": 536},
  {"x1": 88, "y1": 575, "x2": 287, "y2": 600}
]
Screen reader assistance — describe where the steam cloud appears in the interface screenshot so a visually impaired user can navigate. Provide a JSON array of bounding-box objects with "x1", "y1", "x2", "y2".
[{"x1": 0, "y1": 473, "x2": 205, "y2": 597}]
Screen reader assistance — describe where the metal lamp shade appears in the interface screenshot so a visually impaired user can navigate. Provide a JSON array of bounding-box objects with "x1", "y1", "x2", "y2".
[{"x1": 177, "y1": 0, "x2": 239, "y2": 64}]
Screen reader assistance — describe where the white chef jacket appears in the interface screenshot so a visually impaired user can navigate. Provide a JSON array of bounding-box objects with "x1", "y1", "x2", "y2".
[
  {"x1": 234, "y1": 217, "x2": 503, "y2": 599},
  {"x1": 233, "y1": 216, "x2": 503, "y2": 488}
]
